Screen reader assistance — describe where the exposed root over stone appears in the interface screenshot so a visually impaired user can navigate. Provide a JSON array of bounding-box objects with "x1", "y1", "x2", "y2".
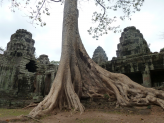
[
  {"x1": 22, "y1": 103, "x2": 38, "y2": 109},
  {"x1": 29, "y1": 0, "x2": 164, "y2": 118}
]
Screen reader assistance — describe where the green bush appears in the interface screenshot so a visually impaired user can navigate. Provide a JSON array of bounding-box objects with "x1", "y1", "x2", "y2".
[
  {"x1": 104, "y1": 94, "x2": 109, "y2": 99},
  {"x1": 0, "y1": 47, "x2": 4, "y2": 54},
  {"x1": 160, "y1": 48, "x2": 164, "y2": 51},
  {"x1": 147, "y1": 105, "x2": 151, "y2": 109}
]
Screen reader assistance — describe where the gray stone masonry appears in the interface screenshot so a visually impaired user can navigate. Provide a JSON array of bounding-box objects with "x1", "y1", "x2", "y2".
[
  {"x1": 101, "y1": 26, "x2": 164, "y2": 88},
  {"x1": 92, "y1": 46, "x2": 108, "y2": 65},
  {"x1": 116, "y1": 26, "x2": 150, "y2": 58},
  {"x1": 37, "y1": 54, "x2": 50, "y2": 65},
  {"x1": 0, "y1": 29, "x2": 58, "y2": 108},
  {"x1": 4, "y1": 29, "x2": 35, "y2": 57}
]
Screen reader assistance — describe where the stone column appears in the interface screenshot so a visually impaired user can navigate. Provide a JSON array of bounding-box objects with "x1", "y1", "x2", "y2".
[
  {"x1": 130, "y1": 63, "x2": 134, "y2": 72},
  {"x1": 33, "y1": 75, "x2": 43, "y2": 102},
  {"x1": 51, "y1": 72, "x2": 55, "y2": 87},
  {"x1": 142, "y1": 71, "x2": 151, "y2": 87}
]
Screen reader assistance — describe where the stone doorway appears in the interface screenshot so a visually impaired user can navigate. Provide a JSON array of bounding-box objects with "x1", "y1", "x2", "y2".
[
  {"x1": 124, "y1": 72, "x2": 143, "y2": 84},
  {"x1": 44, "y1": 74, "x2": 51, "y2": 96},
  {"x1": 150, "y1": 70, "x2": 164, "y2": 87},
  {"x1": 26, "y1": 60, "x2": 37, "y2": 72}
]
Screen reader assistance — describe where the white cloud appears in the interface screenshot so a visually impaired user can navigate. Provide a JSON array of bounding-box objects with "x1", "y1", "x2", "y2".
[{"x1": 0, "y1": 0, "x2": 164, "y2": 62}]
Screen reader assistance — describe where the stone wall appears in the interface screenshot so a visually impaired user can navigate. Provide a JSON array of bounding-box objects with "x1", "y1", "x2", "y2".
[
  {"x1": 101, "y1": 53, "x2": 164, "y2": 87},
  {"x1": 0, "y1": 29, "x2": 58, "y2": 108},
  {"x1": 101, "y1": 26, "x2": 164, "y2": 88}
]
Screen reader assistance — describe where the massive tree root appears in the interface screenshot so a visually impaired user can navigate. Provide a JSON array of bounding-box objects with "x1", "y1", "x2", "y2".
[{"x1": 29, "y1": 0, "x2": 164, "y2": 118}]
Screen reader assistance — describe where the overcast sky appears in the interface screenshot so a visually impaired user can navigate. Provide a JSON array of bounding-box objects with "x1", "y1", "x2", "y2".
[{"x1": 0, "y1": 0, "x2": 164, "y2": 61}]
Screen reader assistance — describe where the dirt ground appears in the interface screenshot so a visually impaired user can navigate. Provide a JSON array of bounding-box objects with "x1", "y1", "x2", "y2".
[{"x1": 0, "y1": 105, "x2": 164, "y2": 123}]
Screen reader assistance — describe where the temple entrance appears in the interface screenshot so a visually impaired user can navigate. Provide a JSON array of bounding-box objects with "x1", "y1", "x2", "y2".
[
  {"x1": 150, "y1": 70, "x2": 164, "y2": 87},
  {"x1": 124, "y1": 72, "x2": 143, "y2": 84},
  {"x1": 26, "y1": 60, "x2": 37, "y2": 72},
  {"x1": 44, "y1": 74, "x2": 51, "y2": 96}
]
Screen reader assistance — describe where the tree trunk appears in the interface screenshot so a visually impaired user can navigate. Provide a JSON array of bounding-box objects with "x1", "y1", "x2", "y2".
[{"x1": 29, "y1": 0, "x2": 164, "y2": 118}]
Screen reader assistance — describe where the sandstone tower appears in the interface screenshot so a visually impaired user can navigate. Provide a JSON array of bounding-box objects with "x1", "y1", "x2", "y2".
[
  {"x1": 4, "y1": 29, "x2": 35, "y2": 58},
  {"x1": 0, "y1": 29, "x2": 58, "y2": 107},
  {"x1": 92, "y1": 46, "x2": 108, "y2": 65},
  {"x1": 100, "y1": 26, "x2": 164, "y2": 88},
  {"x1": 116, "y1": 26, "x2": 150, "y2": 58},
  {"x1": 38, "y1": 54, "x2": 50, "y2": 65}
]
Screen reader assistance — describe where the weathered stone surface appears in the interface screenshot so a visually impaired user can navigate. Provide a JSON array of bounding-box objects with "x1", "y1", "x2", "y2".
[
  {"x1": 116, "y1": 26, "x2": 150, "y2": 58},
  {"x1": 101, "y1": 26, "x2": 164, "y2": 88},
  {"x1": 0, "y1": 29, "x2": 58, "y2": 108},
  {"x1": 92, "y1": 46, "x2": 108, "y2": 65},
  {"x1": 37, "y1": 54, "x2": 50, "y2": 65},
  {"x1": 4, "y1": 29, "x2": 35, "y2": 57}
]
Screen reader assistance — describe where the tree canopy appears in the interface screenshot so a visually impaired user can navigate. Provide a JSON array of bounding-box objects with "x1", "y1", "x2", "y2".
[
  {"x1": 6, "y1": 0, "x2": 144, "y2": 39},
  {"x1": 3, "y1": 0, "x2": 164, "y2": 120}
]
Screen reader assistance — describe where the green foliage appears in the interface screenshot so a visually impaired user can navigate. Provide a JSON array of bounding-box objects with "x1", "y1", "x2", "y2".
[
  {"x1": 0, "y1": 47, "x2": 4, "y2": 54},
  {"x1": 8, "y1": 0, "x2": 144, "y2": 38},
  {"x1": 160, "y1": 47, "x2": 164, "y2": 51},
  {"x1": 0, "y1": 47, "x2": 4, "y2": 51},
  {"x1": 51, "y1": 60, "x2": 59, "y2": 65},
  {"x1": 147, "y1": 105, "x2": 151, "y2": 109},
  {"x1": 89, "y1": 0, "x2": 145, "y2": 40},
  {"x1": 104, "y1": 94, "x2": 109, "y2": 99},
  {"x1": 88, "y1": 0, "x2": 144, "y2": 40}
]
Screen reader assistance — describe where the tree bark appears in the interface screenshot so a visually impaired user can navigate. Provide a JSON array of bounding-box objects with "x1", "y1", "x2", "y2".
[{"x1": 29, "y1": 0, "x2": 164, "y2": 118}]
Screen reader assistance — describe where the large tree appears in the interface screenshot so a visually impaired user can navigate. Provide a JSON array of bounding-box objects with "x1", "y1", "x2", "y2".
[{"x1": 7, "y1": 0, "x2": 164, "y2": 118}]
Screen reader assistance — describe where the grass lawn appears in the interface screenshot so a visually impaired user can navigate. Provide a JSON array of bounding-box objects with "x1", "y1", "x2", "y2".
[{"x1": 0, "y1": 108, "x2": 31, "y2": 119}]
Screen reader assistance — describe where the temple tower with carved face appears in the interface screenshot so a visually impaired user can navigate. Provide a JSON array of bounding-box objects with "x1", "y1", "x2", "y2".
[
  {"x1": 92, "y1": 46, "x2": 108, "y2": 65},
  {"x1": 4, "y1": 29, "x2": 35, "y2": 58},
  {"x1": 116, "y1": 26, "x2": 150, "y2": 58}
]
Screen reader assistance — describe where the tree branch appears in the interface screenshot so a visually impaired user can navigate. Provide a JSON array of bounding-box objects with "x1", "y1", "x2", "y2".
[
  {"x1": 33, "y1": 0, "x2": 46, "y2": 23},
  {"x1": 0, "y1": 0, "x2": 3, "y2": 6},
  {"x1": 32, "y1": 0, "x2": 62, "y2": 24},
  {"x1": 50, "y1": 0, "x2": 61, "y2": 2},
  {"x1": 95, "y1": 0, "x2": 106, "y2": 20}
]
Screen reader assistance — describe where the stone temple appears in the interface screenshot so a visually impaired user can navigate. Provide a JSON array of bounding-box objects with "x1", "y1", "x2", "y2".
[
  {"x1": 92, "y1": 46, "x2": 108, "y2": 65},
  {"x1": 38, "y1": 54, "x2": 50, "y2": 65},
  {"x1": 100, "y1": 26, "x2": 164, "y2": 88},
  {"x1": 116, "y1": 26, "x2": 150, "y2": 57},
  {"x1": 0, "y1": 29, "x2": 58, "y2": 108},
  {"x1": 1, "y1": 27, "x2": 164, "y2": 108}
]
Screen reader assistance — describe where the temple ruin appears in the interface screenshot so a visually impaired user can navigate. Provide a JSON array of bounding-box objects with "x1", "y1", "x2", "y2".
[
  {"x1": 0, "y1": 29, "x2": 58, "y2": 108},
  {"x1": 100, "y1": 26, "x2": 164, "y2": 88},
  {"x1": 1, "y1": 27, "x2": 164, "y2": 108},
  {"x1": 92, "y1": 46, "x2": 108, "y2": 65}
]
